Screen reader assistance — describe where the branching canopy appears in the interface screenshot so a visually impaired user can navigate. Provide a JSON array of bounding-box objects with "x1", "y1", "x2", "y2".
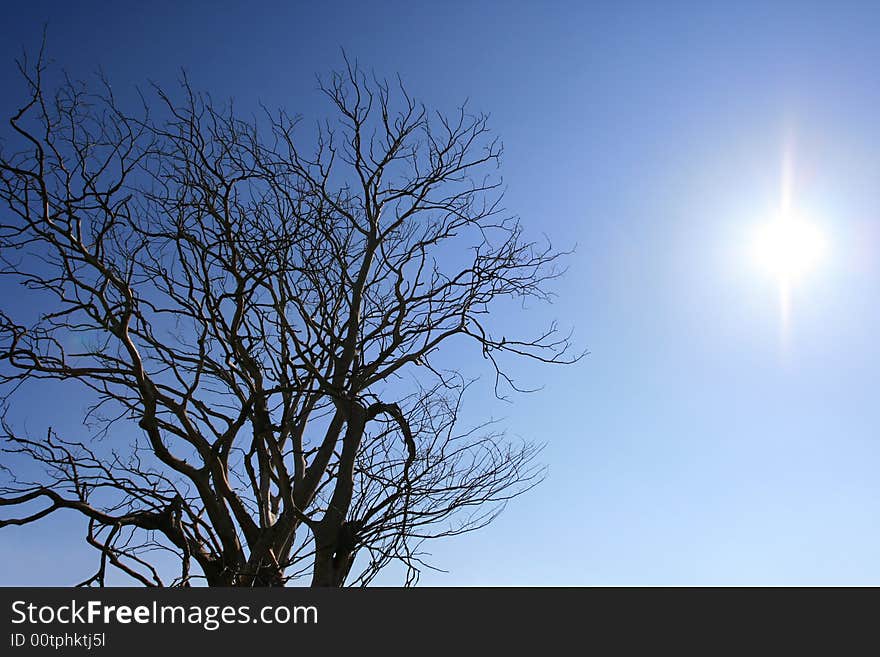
[{"x1": 0, "y1": 50, "x2": 579, "y2": 586}]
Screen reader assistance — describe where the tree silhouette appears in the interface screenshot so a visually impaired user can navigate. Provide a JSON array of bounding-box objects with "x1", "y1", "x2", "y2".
[{"x1": 0, "y1": 50, "x2": 579, "y2": 586}]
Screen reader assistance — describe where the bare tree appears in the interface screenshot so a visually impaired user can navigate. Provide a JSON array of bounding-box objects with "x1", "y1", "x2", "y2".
[{"x1": 0, "y1": 49, "x2": 579, "y2": 587}]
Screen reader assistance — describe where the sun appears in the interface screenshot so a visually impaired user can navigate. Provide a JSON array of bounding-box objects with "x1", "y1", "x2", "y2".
[{"x1": 753, "y1": 213, "x2": 826, "y2": 282}]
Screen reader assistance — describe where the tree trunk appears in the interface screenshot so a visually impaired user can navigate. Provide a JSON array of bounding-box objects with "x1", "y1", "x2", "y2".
[{"x1": 310, "y1": 402, "x2": 366, "y2": 587}]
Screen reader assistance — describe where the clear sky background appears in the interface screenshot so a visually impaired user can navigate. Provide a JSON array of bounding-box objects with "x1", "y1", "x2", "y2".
[{"x1": 2, "y1": 0, "x2": 880, "y2": 585}]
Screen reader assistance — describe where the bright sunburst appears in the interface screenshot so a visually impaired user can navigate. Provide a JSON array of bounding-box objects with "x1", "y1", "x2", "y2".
[
  {"x1": 752, "y1": 140, "x2": 827, "y2": 341},
  {"x1": 753, "y1": 214, "x2": 825, "y2": 281}
]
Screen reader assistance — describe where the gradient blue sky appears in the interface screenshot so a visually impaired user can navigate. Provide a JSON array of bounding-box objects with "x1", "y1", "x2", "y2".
[{"x1": 2, "y1": 0, "x2": 880, "y2": 585}]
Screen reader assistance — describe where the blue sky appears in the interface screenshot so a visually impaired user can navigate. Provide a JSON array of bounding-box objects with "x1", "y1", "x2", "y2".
[{"x1": 2, "y1": 0, "x2": 880, "y2": 585}]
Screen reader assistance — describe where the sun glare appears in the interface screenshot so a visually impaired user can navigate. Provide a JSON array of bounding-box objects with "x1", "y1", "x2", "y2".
[{"x1": 753, "y1": 214, "x2": 825, "y2": 282}]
